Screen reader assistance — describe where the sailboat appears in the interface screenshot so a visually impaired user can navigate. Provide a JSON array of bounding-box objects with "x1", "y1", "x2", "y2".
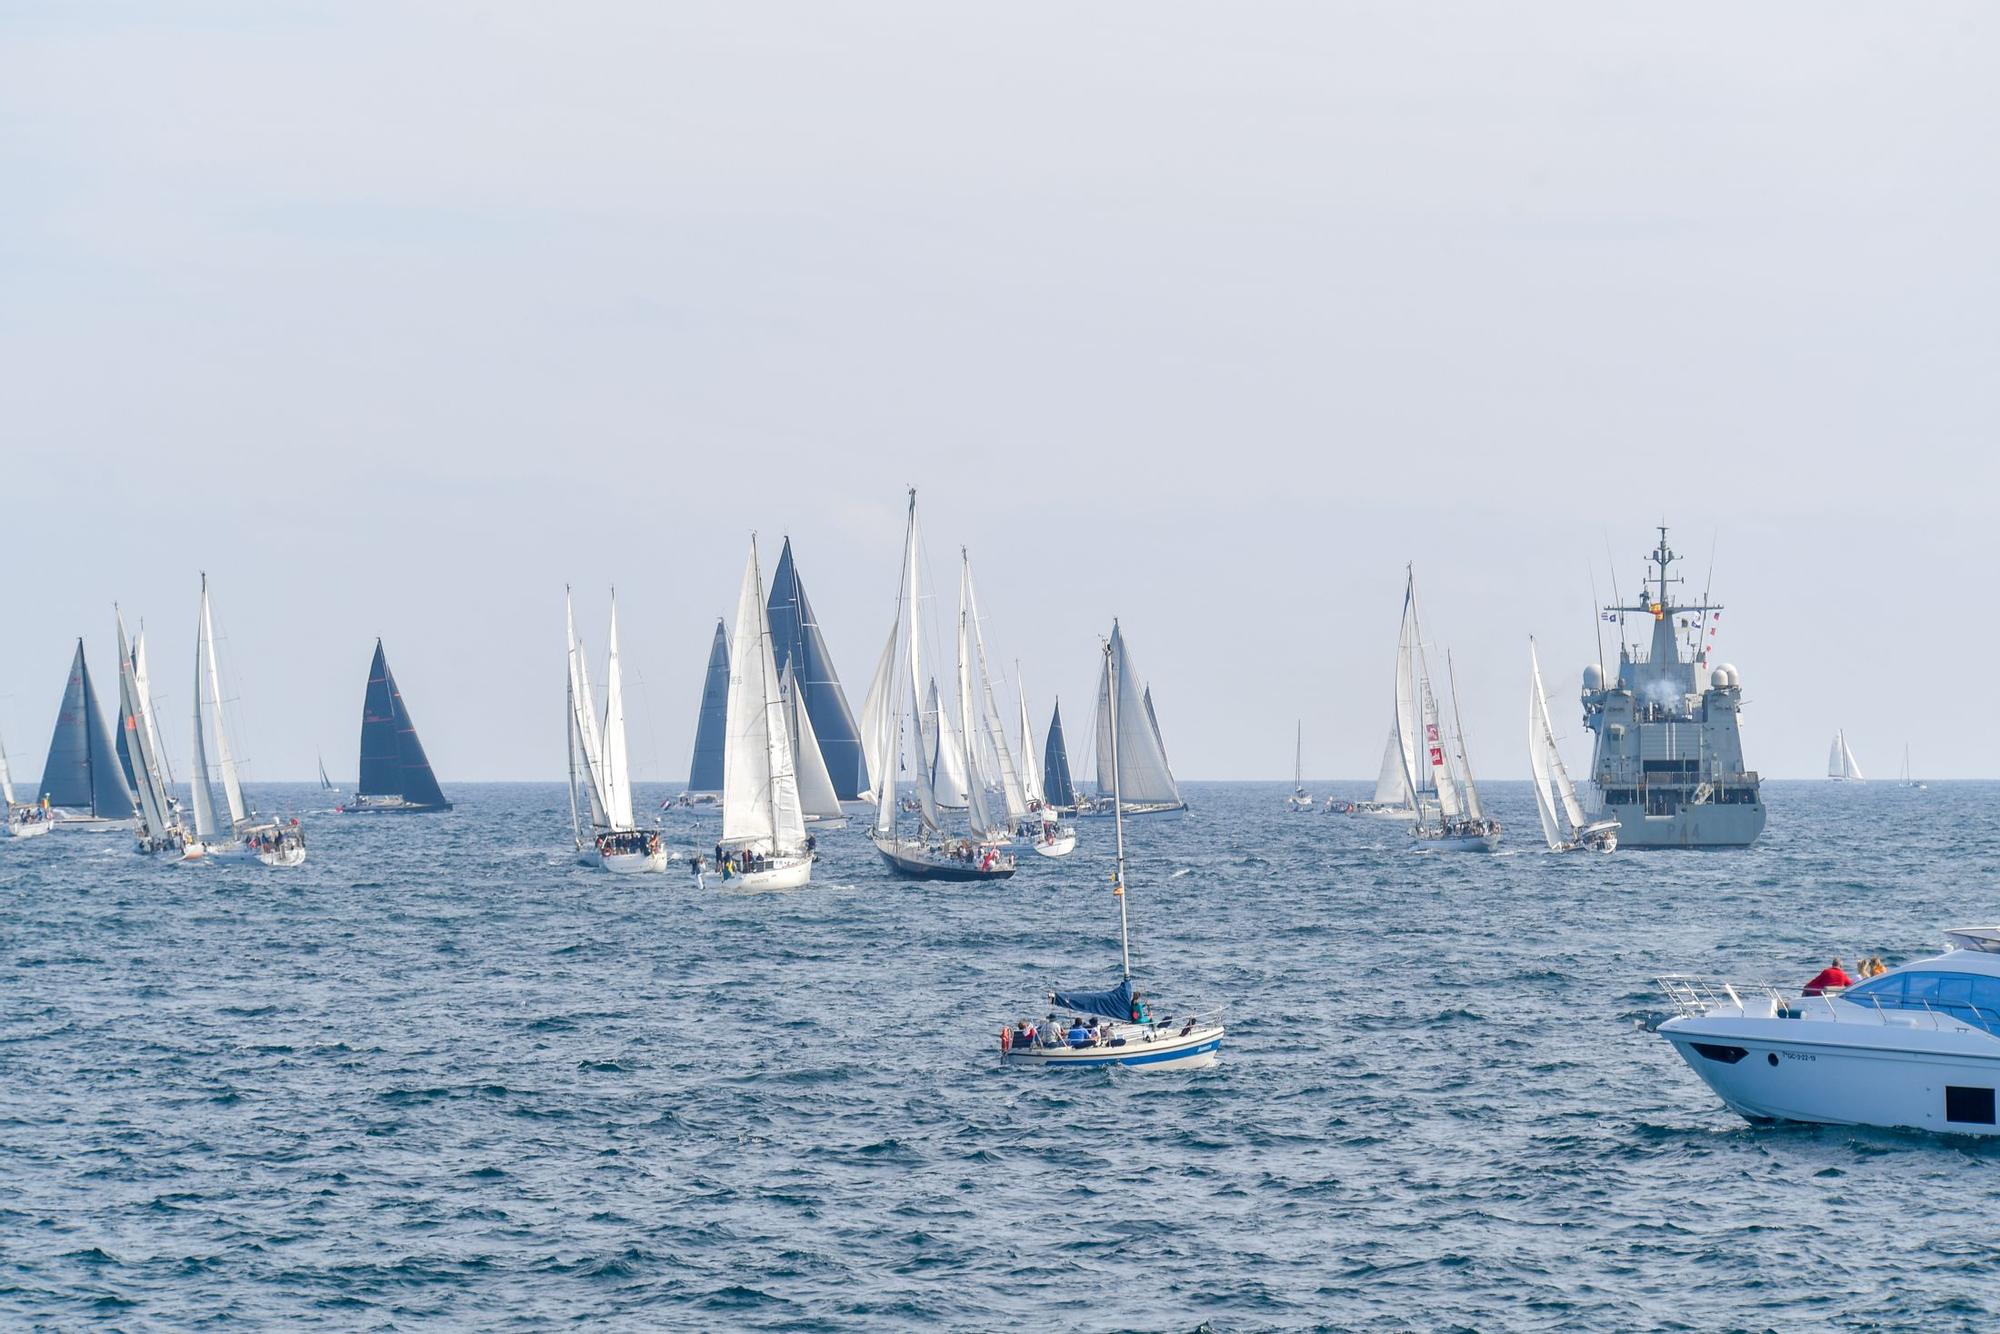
[
  {"x1": 867, "y1": 490, "x2": 1016, "y2": 881},
  {"x1": 1528, "y1": 639, "x2": 1617, "y2": 853},
  {"x1": 1285, "y1": 721, "x2": 1314, "y2": 811},
  {"x1": 717, "y1": 536, "x2": 815, "y2": 890},
  {"x1": 180, "y1": 575, "x2": 306, "y2": 867},
  {"x1": 567, "y1": 590, "x2": 669, "y2": 872},
  {"x1": 767, "y1": 538, "x2": 869, "y2": 802},
  {"x1": 1394, "y1": 567, "x2": 1500, "y2": 852},
  {"x1": 1899, "y1": 745, "x2": 1926, "y2": 790},
  {"x1": 317, "y1": 754, "x2": 339, "y2": 795},
  {"x1": 36, "y1": 640, "x2": 137, "y2": 832},
  {"x1": 677, "y1": 619, "x2": 730, "y2": 810},
  {"x1": 338, "y1": 640, "x2": 451, "y2": 813},
  {"x1": 1000, "y1": 637, "x2": 1224, "y2": 1069},
  {"x1": 1014, "y1": 668, "x2": 1076, "y2": 856},
  {"x1": 961, "y1": 550, "x2": 1069, "y2": 856},
  {"x1": 1087, "y1": 621, "x2": 1186, "y2": 817},
  {"x1": 781, "y1": 662, "x2": 848, "y2": 830},
  {"x1": 1041, "y1": 700, "x2": 1090, "y2": 818},
  {"x1": 1, "y1": 730, "x2": 53, "y2": 838},
  {"x1": 1827, "y1": 730, "x2": 1864, "y2": 781},
  {"x1": 115, "y1": 608, "x2": 187, "y2": 855},
  {"x1": 1332, "y1": 724, "x2": 1417, "y2": 816}
]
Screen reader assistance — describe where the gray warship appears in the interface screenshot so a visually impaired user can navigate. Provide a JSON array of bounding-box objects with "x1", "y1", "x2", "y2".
[{"x1": 1580, "y1": 529, "x2": 1765, "y2": 848}]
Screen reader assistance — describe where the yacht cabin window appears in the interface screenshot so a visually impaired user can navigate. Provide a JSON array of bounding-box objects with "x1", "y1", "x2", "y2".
[{"x1": 1843, "y1": 971, "x2": 2000, "y2": 1034}]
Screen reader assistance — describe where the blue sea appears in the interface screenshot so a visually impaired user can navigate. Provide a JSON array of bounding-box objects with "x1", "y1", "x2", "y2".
[{"x1": 4, "y1": 780, "x2": 1997, "y2": 1329}]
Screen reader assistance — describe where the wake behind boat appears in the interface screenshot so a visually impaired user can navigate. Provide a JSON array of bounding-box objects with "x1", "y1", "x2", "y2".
[{"x1": 1001, "y1": 639, "x2": 1222, "y2": 1070}]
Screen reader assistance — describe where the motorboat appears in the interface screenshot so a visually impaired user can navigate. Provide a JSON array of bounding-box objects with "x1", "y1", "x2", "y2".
[{"x1": 1656, "y1": 928, "x2": 2000, "y2": 1136}]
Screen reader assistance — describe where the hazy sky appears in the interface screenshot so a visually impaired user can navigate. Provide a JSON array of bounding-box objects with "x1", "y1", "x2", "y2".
[{"x1": 4, "y1": 2, "x2": 1996, "y2": 783}]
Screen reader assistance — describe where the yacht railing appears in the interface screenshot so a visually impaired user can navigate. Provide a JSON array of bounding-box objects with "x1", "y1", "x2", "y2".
[
  {"x1": 1656, "y1": 974, "x2": 1793, "y2": 1018},
  {"x1": 1657, "y1": 975, "x2": 2000, "y2": 1035}
]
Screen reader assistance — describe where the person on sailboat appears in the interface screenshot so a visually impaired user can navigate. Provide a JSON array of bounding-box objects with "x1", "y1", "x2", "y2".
[{"x1": 1129, "y1": 991, "x2": 1151, "y2": 1024}]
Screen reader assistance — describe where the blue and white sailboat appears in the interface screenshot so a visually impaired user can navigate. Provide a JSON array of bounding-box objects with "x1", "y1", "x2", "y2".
[
  {"x1": 1001, "y1": 639, "x2": 1223, "y2": 1070},
  {"x1": 37, "y1": 639, "x2": 136, "y2": 833}
]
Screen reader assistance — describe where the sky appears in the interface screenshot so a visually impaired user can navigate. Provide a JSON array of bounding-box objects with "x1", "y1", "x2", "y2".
[{"x1": 3, "y1": 2, "x2": 1996, "y2": 783}]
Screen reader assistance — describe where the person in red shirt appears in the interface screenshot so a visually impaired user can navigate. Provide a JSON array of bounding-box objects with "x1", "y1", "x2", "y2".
[{"x1": 1803, "y1": 958, "x2": 1855, "y2": 996}]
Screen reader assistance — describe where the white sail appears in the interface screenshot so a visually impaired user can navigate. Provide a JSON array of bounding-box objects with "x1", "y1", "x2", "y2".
[
  {"x1": 783, "y1": 662, "x2": 844, "y2": 820},
  {"x1": 1372, "y1": 724, "x2": 1408, "y2": 806},
  {"x1": 1393, "y1": 580, "x2": 1424, "y2": 813},
  {"x1": 188, "y1": 595, "x2": 222, "y2": 841},
  {"x1": 133, "y1": 629, "x2": 175, "y2": 788},
  {"x1": 721, "y1": 538, "x2": 807, "y2": 852},
  {"x1": 1417, "y1": 645, "x2": 1461, "y2": 821},
  {"x1": 1829, "y1": 731, "x2": 1863, "y2": 780},
  {"x1": 1527, "y1": 641, "x2": 1567, "y2": 849},
  {"x1": 198, "y1": 577, "x2": 248, "y2": 830},
  {"x1": 857, "y1": 623, "x2": 897, "y2": 805},
  {"x1": 1445, "y1": 652, "x2": 1485, "y2": 824},
  {"x1": 566, "y1": 593, "x2": 609, "y2": 829},
  {"x1": 600, "y1": 595, "x2": 636, "y2": 831},
  {"x1": 962, "y1": 556, "x2": 1028, "y2": 824},
  {"x1": 0, "y1": 732, "x2": 14, "y2": 806},
  {"x1": 116, "y1": 609, "x2": 175, "y2": 838},
  {"x1": 1016, "y1": 669, "x2": 1045, "y2": 808},
  {"x1": 957, "y1": 570, "x2": 1004, "y2": 840},
  {"x1": 924, "y1": 678, "x2": 971, "y2": 808},
  {"x1": 1093, "y1": 621, "x2": 1181, "y2": 807}
]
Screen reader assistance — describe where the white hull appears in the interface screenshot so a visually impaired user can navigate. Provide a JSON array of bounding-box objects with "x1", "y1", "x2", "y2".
[
  {"x1": 258, "y1": 844, "x2": 308, "y2": 868},
  {"x1": 719, "y1": 853, "x2": 812, "y2": 890},
  {"x1": 597, "y1": 848, "x2": 669, "y2": 874},
  {"x1": 1003, "y1": 1021, "x2": 1225, "y2": 1070},
  {"x1": 50, "y1": 814, "x2": 137, "y2": 834},
  {"x1": 179, "y1": 839, "x2": 256, "y2": 863},
  {"x1": 1028, "y1": 825, "x2": 1077, "y2": 858},
  {"x1": 1076, "y1": 801, "x2": 1185, "y2": 819},
  {"x1": 1285, "y1": 796, "x2": 1314, "y2": 813},
  {"x1": 3, "y1": 817, "x2": 52, "y2": 840},
  {"x1": 1415, "y1": 830, "x2": 1500, "y2": 853}
]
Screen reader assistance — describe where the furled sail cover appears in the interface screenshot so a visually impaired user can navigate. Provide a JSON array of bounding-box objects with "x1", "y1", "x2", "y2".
[
  {"x1": 358, "y1": 640, "x2": 450, "y2": 808},
  {"x1": 1052, "y1": 977, "x2": 1136, "y2": 1024},
  {"x1": 1093, "y1": 621, "x2": 1181, "y2": 806},
  {"x1": 1043, "y1": 702, "x2": 1076, "y2": 808},
  {"x1": 687, "y1": 619, "x2": 730, "y2": 795},
  {"x1": 39, "y1": 642, "x2": 135, "y2": 817},
  {"x1": 767, "y1": 538, "x2": 867, "y2": 801}
]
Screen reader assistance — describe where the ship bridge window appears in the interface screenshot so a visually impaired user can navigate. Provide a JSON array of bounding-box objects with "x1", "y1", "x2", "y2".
[{"x1": 1843, "y1": 972, "x2": 2000, "y2": 1035}]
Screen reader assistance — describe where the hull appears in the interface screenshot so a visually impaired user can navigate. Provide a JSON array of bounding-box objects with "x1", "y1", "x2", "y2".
[
  {"x1": 1028, "y1": 827, "x2": 1077, "y2": 858},
  {"x1": 179, "y1": 839, "x2": 256, "y2": 863},
  {"x1": 873, "y1": 836, "x2": 1016, "y2": 881},
  {"x1": 597, "y1": 848, "x2": 669, "y2": 874},
  {"x1": 1004, "y1": 1022, "x2": 1225, "y2": 1071},
  {"x1": 3, "y1": 817, "x2": 52, "y2": 840},
  {"x1": 1075, "y1": 801, "x2": 1185, "y2": 820},
  {"x1": 258, "y1": 845, "x2": 308, "y2": 868},
  {"x1": 720, "y1": 855, "x2": 812, "y2": 890},
  {"x1": 1608, "y1": 801, "x2": 1765, "y2": 849},
  {"x1": 336, "y1": 796, "x2": 453, "y2": 815},
  {"x1": 49, "y1": 814, "x2": 137, "y2": 834},
  {"x1": 1415, "y1": 830, "x2": 1500, "y2": 853},
  {"x1": 1661, "y1": 1014, "x2": 2000, "y2": 1136}
]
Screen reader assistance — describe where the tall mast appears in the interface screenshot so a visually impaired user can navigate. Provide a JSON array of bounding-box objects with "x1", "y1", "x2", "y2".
[
  {"x1": 1295, "y1": 720, "x2": 1302, "y2": 788},
  {"x1": 1446, "y1": 648, "x2": 1481, "y2": 813},
  {"x1": 1106, "y1": 638, "x2": 1131, "y2": 981}
]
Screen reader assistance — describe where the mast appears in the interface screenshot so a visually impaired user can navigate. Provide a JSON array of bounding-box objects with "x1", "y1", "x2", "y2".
[
  {"x1": 1446, "y1": 649, "x2": 1483, "y2": 823},
  {"x1": 1106, "y1": 639, "x2": 1131, "y2": 981},
  {"x1": 200, "y1": 574, "x2": 248, "y2": 828},
  {"x1": 1294, "y1": 720, "x2": 1302, "y2": 789}
]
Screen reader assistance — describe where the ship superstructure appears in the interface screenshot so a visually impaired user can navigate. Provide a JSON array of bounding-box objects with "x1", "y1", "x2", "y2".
[{"x1": 1580, "y1": 528, "x2": 1764, "y2": 848}]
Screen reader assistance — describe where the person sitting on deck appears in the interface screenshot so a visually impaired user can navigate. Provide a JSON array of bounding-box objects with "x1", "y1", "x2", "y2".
[
  {"x1": 1129, "y1": 991, "x2": 1152, "y2": 1024},
  {"x1": 1803, "y1": 958, "x2": 1855, "y2": 996},
  {"x1": 1067, "y1": 1019, "x2": 1093, "y2": 1048}
]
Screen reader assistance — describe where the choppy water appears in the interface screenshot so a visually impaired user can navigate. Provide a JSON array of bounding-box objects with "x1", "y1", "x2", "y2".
[{"x1": 4, "y1": 780, "x2": 1997, "y2": 1329}]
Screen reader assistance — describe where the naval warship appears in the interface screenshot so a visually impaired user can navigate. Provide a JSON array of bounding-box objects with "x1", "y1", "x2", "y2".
[{"x1": 1580, "y1": 528, "x2": 1765, "y2": 848}]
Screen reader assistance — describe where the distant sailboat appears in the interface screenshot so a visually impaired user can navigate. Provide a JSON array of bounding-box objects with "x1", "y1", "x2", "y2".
[
  {"x1": 1395, "y1": 567, "x2": 1500, "y2": 852},
  {"x1": 116, "y1": 608, "x2": 186, "y2": 854},
  {"x1": 1088, "y1": 621, "x2": 1185, "y2": 817},
  {"x1": 1899, "y1": 745, "x2": 1925, "y2": 790},
  {"x1": 36, "y1": 640, "x2": 136, "y2": 833},
  {"x1": 767, "y1": 538, "x2": 868, "y2": 802},
  {"x1": 1286, "y1": 721, "x2": 1313, "y2": 811},
  {"x1": 1333, "y1": 723, "x2": 1417, "y2": 816},
  {"x1": 867, "y1": 490, "x2": 1016, "y2": 880},
  {"x1": 180, "y1": 575, "x2": 306, "y2": 866},
  {"x1": 1828, "y1": 730, "x2": 1864, "y2": 781},
  {"x1": 677, "y1": 619, "x2": 729, "y2": 810},
  {"x1": 1, "y1": 729, "x2": 52, "y2": 838},
  {"x1": 1042, "y1": 701, "x2": 1083, "y2": 815},
  {"x1": 999, "y1": 637, "x2": 1223, "y2": 1070},
  {"x1": 718, "y1": 536, "x2": 815, "y2": 889},
  {"x1": 1014, "y1": 667, "x2": 1076, "y2": 857},
  {"x1": 567, "y1": 590, "x2": 668, "y2": 872},
  {"x1": 318, "y1": 753, "x2": 338, "y2": 794},
  {"x1": 1528, "y1": 639, "x2": 1616, "y2": 853},
  {"x1": 340, "y1": 640, "x2": 451, "y2": 814}
]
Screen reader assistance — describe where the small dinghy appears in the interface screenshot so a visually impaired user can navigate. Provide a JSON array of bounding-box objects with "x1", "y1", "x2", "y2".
[{"x1": 1001, "y1": 639, "x2": 1223, "y2": 1071}]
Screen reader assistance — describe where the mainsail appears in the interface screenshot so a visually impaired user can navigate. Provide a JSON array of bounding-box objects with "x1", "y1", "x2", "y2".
[
  {"x1": 37, "y1": 641, "x2": 134, "y2": 819},
  {"x1": 1372, "y1": 724, "x2": 1408, "y2": 806},
  {"x1": 782, "y1": 662, "x2": 845, "y2": 822},
  {"x1": 1016, "y1": 670, "x2": 1045, "y2": 808},
  {"x1": 956, "y1": 565, "x2": 1006, "y2": 842},
  {"x1": 197, "y1": 576, "x2": 249, "y2": 830},
  {"x1": 961, "y1": 555, "x2": 1028, "y2": 825},
  {"x1": 1093, "y1": 621, "x2": 1181, "y2": 808},
  {"x1": 115, "y1": 610, "x2": 177, "y2": 838},
  {"x1": 1528, "y1": 639, "x2": 1591, "y2": 849},
  {"x1": 357, "y1": 641, "x2": 451, "y2": 809},
  {"x1": 600, "y1": 595, "x2": 637, "y2": 831},
  {"x1": 871, "y1": 491, "x2": 941, "y2": 838},
  {"x1": 767, "y1": 538, "x2": 867, "y2": 801},
  {"x1": 686, "y1": 619, "x2": 729, "y2": 796},
  {"x1": 721, "y1": 538, "x2": 808, "y2": 853},
  {"x1": 1828, "y1": 731, "x2": 1863, "y2": 781},
  {"x1": 566, "y1": 592, "x2": 609, "y2": 831},
  {"x1": 922, "y1": 678, "x2": 972, "y2": 809},
  {"x1": 1044, "y1": 702, "x2": 1077, "y2": 809}
]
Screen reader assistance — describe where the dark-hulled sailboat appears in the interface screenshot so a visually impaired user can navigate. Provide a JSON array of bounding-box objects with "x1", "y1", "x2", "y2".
[
  {"x1": 338, "y1": 640, "x2": 451, "y2": 814},
  {"x1": 38, "y1": 640, "x2": 136, "y2": 832},
  {"x1": 767, "y1": 538, "x2": 868, "y2": 801}
]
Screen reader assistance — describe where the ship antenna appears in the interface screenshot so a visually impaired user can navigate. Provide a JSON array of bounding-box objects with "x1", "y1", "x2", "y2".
[{"x1": 1588, "y1": 567, "x2": 1607, "y2": 681}]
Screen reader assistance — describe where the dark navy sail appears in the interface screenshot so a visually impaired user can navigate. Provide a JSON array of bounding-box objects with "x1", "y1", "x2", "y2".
[
  {"x1": 1052, "y1": 978, "x2": 1135, "y2": 1024},
  {"x1": 38, "y1": 641, "x2": 135, "y2": 819},
  {"x1": 687, "y1": 619, "x2": 729, "y2": 795},
  {"x1": 356, "y1": 640, "x2": 450, "y2": 811},
  {"x1": 766, "y1": 538, "x2": 866, "y2": 800},
  {"x1": 1043, "y1": 701, "x2": 1076, "y2": 808}
]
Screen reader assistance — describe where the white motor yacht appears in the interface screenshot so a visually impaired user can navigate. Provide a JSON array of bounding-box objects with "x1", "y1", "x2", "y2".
[{"x1": 1657, "y1": 928, "x2": 2000, "y2": 1137}]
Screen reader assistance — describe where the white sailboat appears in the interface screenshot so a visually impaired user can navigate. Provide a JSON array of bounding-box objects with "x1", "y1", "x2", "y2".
[
  {"x1": 1395, "y1": 567, "x2": 1499, "y2": 852},
  {"x1": 1014, "y1": 666, "x2": 1076, "y2": 857},
  {"x1": 1286, "y1": 721, "x2": 1314, "y2": 811},
  {"x1": 1000, "y1": 638, "x2": 1224, "y2": 1069},
  {"x1": 718, "y1": 537, "x2": 814, "y2": 890},
  {"x1": 867, "y1": 490, "x2": 1016, "y2": 880},
  {"x1": 181, "y1": 575, "x2": 306, "y2": 867},
  {"x1": 116, "y1": 609, "x2": 186, "y2": 855},
  {"x1": 1088, "y1": 620, "x2": 1186, "y2": 817},
  {"x1": 1899, "y1": 744, "x2": 1925, "y2": 790},
  {"x1": 0, "y1": 729, "x2": 52, "y2": 839},
  {"x1": 1827, "y1": 730, "x2": 1864, "y2": 781},
  {"x1": 1528, "y1": 639, "x2": 1617, "y2": 853},
  {"x1": 567, "y1": 590, "x2": 669, "y2": 872}
]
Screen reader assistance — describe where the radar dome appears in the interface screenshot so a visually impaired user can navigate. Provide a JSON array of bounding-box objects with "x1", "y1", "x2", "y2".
[
  {"x1": 1709, "y1": 668, "x2": 1729, "y2": 690},
  {"x1": 1721, "y1": 664, "x2": 1741, "y2": 688},
  {"x1": 1582, "y1": 664, "x2": 1604, "y2": 690}
]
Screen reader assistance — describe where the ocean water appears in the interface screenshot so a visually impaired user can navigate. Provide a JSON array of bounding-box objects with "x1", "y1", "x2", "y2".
[{"x1": 4, "y1": 779, "x2": 1997, "y2": 1330}]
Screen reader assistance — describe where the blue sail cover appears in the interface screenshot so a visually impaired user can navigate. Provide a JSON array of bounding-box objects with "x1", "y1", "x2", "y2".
[
  {"x1": 357, "y1": 640, "x2": 451, "y2": 809},
  {"x1": 1052, "y1": 977, "x2": 1135, "y2": 1023},
  {"x1": 38, "y1": 641, "x2": 135, "y2": 817},
  {"x1": 686, "y1": 619, "x2": 729, "y2": 794},
  {"x1": 766, "y1": 538, "x2": 866, "y2": 800},
  {"x1": 1043, "y1": 702, "x2": 1076, "y2": 807}
]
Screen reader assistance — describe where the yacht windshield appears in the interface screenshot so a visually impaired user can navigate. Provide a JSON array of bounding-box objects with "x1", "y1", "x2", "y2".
[{"x1": 1843, "y1": 970, "x2": 2000, "y2": 1035}]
